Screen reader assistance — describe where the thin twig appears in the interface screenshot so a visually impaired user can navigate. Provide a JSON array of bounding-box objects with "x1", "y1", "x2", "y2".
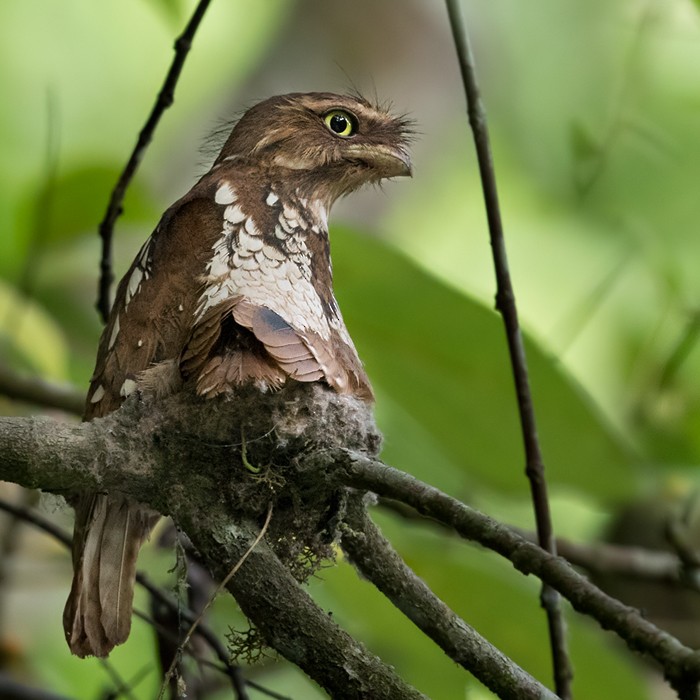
[
  {"x1": 517, "y1": 527, "x2": 695, "y2": 587},
  {"x1": 338, "y1": 452, "x2": 700, "y2": 698},
  {"x1": 135, "y1": 611, "x2": 290, "y2": 700},
  {"x1": 444, "y1": 2, "x2": 573, "y2": 696},
  {"x1": 244, "y1": 679, "x2": 293, "y2": 700},
  {"x1": 0, "y1": 490, "x2": 39, "y2": 635},
  {"x1": 140, "y1": 573, "x2": 250, "y2": 700},
  {"x1": 658, "y1": 311, "x2": 700, "y2": 391},
  {"x1": 157, "y1": 504, "x2": 273, "y2": 700},
  {"x1": 134, "y1": 610, "x2": 254, "y2": 700},
  {"x1": 0, "y1": 364, "x2": 84, "y2": 415},
  {"x1": 0, "y1": 674, "x2": 72, "y2": 700},
  {"x1": 97, "y1": 657, "x2": 140, "y2": 700},
  {"x1": 342, "y1": 498, "x2": 558, "y2": 700},
  {"x1": 573, "y1": 5, "x2": 653, "y2": 198},
  {"x1": 0, "y1": 498, "x2": 254, "y2": 699},
  {"x1": 380, "y1": 497, "x2": 698, "y2": 588},
  {"x1": 0, "y1": 498, "x2": 72, "y2": 547},
  {"x1": 96, "y1": 0, "x2": 212, "y2": 322}
]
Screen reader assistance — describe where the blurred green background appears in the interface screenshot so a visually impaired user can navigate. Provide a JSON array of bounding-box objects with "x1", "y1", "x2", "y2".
[{"x1": 2, "y1": 0, "x2": 700, "y2": 697}]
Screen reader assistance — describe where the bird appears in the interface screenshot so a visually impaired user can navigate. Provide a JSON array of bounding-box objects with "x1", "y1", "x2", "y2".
[{"x1": 63, "y1": 92, "x2": 412, "y2": 658}]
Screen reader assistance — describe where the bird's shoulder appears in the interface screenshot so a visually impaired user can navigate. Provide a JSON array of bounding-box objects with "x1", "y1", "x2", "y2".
[{"x1": 83, "y1": 172, "x2": 238, "y2": 418}]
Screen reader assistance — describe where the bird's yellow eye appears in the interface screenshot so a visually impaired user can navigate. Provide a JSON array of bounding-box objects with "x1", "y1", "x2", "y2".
[{"x1": 324, "y1": 110, "x2": 356, "y2": 137}]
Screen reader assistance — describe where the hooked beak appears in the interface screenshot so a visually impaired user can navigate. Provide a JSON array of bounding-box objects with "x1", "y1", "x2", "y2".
[{"x1": 345, "y1": 143, "x2": 413, "y2": 178}]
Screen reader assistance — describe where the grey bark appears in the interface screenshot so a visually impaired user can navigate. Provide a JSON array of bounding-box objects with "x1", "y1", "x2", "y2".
[{"x1": 0, "y1": 384, "x2": 425, "y2": 700}]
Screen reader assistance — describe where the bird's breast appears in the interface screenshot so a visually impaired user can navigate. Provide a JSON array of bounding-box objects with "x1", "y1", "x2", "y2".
[{"x1": 195, "y1": 180, "x2": 339, "y2": 342}]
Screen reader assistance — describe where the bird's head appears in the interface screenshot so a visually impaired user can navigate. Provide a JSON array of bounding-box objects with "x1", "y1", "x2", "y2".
[{"x1": 216, "y1": 92, "x2": 413, "y2": 206}]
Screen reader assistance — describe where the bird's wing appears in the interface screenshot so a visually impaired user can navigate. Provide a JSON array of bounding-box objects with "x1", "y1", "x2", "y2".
[
  {"x1": 177, "y1": 174, "x2": 372, "y2": 398},
  {"x1": 84, "y1": 180, "x2": 227, "y2": 420}
]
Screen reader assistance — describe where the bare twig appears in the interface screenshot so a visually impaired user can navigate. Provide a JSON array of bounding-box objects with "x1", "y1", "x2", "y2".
[
  {"x1": 520, "y1": 528, "x2": 693, "y2": 587},
  {"x1": 0, "y1": 364, "x2": 84, "y2": 415},
  {"x1": 136, "y1": 609, "x2": 251, "y2": 700},
  {"x1": 666, "y1": 500, "x2": 700, "y2": 572},
  {"x1": 96, "y1": 0, "x2": 212, "y2": 322},
  {"x1": 243, "y1": 680, "x2": 292, "y2": 700},
  {"x1": 157, "y1": 505, "x2": 273, "y2": 700},
  {"x1": 342, "y1": 497, "x2": 558, "y2": 700},
  {"x1": 573, "y1": 5, "x2": 653, "y2": 198},
  {"x1": 444, "y1": 1, "x2": 572, "y2": 695},
  {"x1": 658, "y1": 311, "x2": 700, "y2": 391},
  {"x1": 0, "y1": 490, "x2": 39, "y2": 636},
  {"x1": 0, "y1": 498, "x2": 72, "y2": 547},
  {"x1": 381, "y1": 497, "x2": 698, "y2": 588},
  {"x1": 138, "y1": 606, "x2": 290, "y2": 699},
  {"x1": 0, "y1": 674, "x2": 72, "y2": 700},
  {"x1": 0, "y1": 498, "x2": 257, "y2": 699},
  {"x1": 97, "y1": 657, "x2": 140, "y2": 700},
  {"x1": 338, "y1": 452, "x2": 700, "y2": 698},
  {"x1": 142, "y1": 572, "x2": 251, "y2": 700}
]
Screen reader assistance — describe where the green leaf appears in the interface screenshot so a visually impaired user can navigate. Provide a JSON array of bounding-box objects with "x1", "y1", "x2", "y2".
[
  {"x1": 0, "y1": 278, "x2": 69, "y2": 379},
  {"x1": 331, "y1": 227, "x2": 637, "y2": 499},
  {"x1": 143, "y1": 0, "x2": 187, "y2": 24},
  {"x1": 16, "y1": 164, "x2": 157, "y2": 248},
  {"x1": 569, "y1": 120, "x2": 600, "y2": 164}
]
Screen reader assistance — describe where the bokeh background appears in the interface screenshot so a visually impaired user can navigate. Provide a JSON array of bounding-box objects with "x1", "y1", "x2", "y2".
[{"x1": 2, "y1": 0, "x2": 700, "y2": 697}]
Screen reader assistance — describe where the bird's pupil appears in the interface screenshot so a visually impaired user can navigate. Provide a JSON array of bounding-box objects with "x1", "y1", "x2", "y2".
[{"x1": 330, "y1": 114, "x2": 348, "y2": 133}]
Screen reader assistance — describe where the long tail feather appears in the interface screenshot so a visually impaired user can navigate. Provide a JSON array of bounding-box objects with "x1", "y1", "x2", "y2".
[{"x1": 63, "y1": 494, "x2": 159, "y2": 657}]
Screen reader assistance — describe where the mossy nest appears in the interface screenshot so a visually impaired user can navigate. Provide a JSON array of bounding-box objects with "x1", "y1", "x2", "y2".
[{"x1": 110, "y1": 382, "x2": 382, "y2": 579}]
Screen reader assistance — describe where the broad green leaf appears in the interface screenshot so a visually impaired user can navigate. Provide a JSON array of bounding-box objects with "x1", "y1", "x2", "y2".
[
  {"x1": 331, "y1": 227, "x2": 638, "y2": 498},
  {"x1": 15, "y1": 164, "x2": 158, "y2": 248}
]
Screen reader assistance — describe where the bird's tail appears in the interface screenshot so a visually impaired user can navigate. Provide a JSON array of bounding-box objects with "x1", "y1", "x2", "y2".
[{"x1": 63, "y1": 494, "x2": 159, "y2": 657}]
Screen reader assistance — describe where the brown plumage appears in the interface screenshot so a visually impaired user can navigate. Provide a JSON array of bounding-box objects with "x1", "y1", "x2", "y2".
[{"x1": 64, "y1": 92, "x2": 412, "y2": 657}]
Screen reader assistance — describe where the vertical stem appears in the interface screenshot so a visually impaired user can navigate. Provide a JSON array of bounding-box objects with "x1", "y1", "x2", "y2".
[
  {"x1": 96, "y1": 0, "x2": 212, "y2": 322},
  {"x1": 444, "y1": 1, "x2": 573, "y2": 696}
]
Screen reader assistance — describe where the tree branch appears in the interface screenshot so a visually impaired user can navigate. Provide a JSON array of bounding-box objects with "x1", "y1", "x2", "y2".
[
  {"x1": 338, "y1": 451, "x2": 700, "y2": 698},
  {"x1": 4, "y1": 384, "x2": 700, "y2": 696},
  {"x1": 444, "y1": 2, "x2": 572, "y2": 695},
  {"x1": 96, "y1": 0, "x2": 212, "y2": 321},
  {"x1": 0, "y1": 674, "x2": 72, "y2": 700},
  {"x1": 189, "y1": 514, "x2": 426, "y2": 700},
  {"x1": 0, "y1": 497, "x2": 271, "y2": 700},
  {"x1": 382, "y1": 497, "x2": 699, "y2": 591},
  {"x1": 518, "y1": 527, "x2": 696, "y2": 589},
  {"x1": 0, "y1": 385, "x2": 423, "y2": 699},
  {"x1": 0, "y1": 364, "x2": 83, "y2": 415},
  {"x1": 341, "y1": 497, "x2": 558, "y2": 700}
]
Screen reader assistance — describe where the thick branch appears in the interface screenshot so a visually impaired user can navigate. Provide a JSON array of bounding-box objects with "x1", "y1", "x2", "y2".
[
  {"x1": 341, "y1": 498, "x2": 558, "y2": 700},
  {"x1": 186, "y1": 514, "x2": 426, "y2": 700},
  {"x1": 0, "y1": 385, "x2": 421, "y2": 699}
]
